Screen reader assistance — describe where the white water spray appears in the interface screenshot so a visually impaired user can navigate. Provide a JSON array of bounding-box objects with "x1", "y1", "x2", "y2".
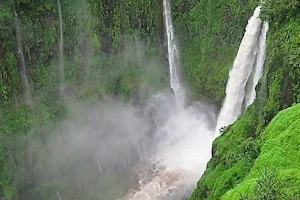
[
  {"x1": 163, "y1": 0, "x2": 185, "y2": 105},
  {"x1": 15, "y1": 12, "x2": 31, "y2": 102},
  {"x1": 57, "y1": 0, "x2": 65, "y2": 91},
  {"x1": 245, "y1": 22, "x2": 269, "y2": 107},
  {"x1": 216, "y1": 7, "x2": 264, "y2": 135},
  {"x1": 121, "y1": 92, "x2": 215, "y2": 200},
  {"x1": 56, "y1": 191, "x2": 63, "y2": 200}
]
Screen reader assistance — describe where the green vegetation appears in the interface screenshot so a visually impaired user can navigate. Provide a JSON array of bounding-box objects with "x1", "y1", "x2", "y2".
[
  {"x1": 0, "y1": 0, "x2": 167, "y2": 108},
  {"x1": 0, "y1": 0, "x2": 167, "y2": 199},
  {"x1": 224, "y1": 104, "x2": 300, "y2": 199},
  {"x1": 191, "y1": 103, "x2": 300, "y2": 200},
  {"x1": 190, "y1": 101, "x2": 262, "y2": 200},
  {"x1": 1, "y1": 0, "x2": 300, "y2": 199},
  {"x1": 172, "y1": 0, "x2": 259, "y2": 104},
  {"x1": 240, "y1": 168, "x2": 300, "y2": 200},
  {"x1": 191, "y1": 1, "x2": 300, "y2": 199}
]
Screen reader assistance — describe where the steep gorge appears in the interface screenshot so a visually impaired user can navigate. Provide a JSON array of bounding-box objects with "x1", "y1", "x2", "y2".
[{"x1": 0, "y1": 0, "x2": 300, "y2": 200}]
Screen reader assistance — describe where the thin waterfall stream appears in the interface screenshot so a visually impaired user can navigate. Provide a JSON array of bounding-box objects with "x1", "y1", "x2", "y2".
[
  {"x1": 163, "y1": 0, "x2": 185, "y2": 106},
  {"x1": 15, "y1": 12, "x2": 31, "y2": 103},
  {"x1": 56, "y1": 191, "x2": 63, "y2": 200},
  {"x1": 57, "y1": 0, "x2": 65, "y2": 92}
]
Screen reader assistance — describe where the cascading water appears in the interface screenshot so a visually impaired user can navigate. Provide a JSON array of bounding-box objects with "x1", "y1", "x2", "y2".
[
  {"x1": 56, "y1": 191, "x2": 63, "y2": 200},
  {"x1": 57, "y1": 0, "x2": 65, "y2": 91},
  {"x1": 163, "y1": 0, "x2": 185, "y2": 105},
  {"x1": 120, "y1": 1, "x2": 216, "y2": 199},
  {"x1": 15, "y1": 12, "x2": 31, "y2": 103},
  {"x1": 93, "y1": 156, "x2": 103, "y2": 174},
  {"x1": 245, "y1": 22, "x2": 269, "y2": 107},
  {"x1": 216, "y1": 6, "x2": 264, "y2": 135}
]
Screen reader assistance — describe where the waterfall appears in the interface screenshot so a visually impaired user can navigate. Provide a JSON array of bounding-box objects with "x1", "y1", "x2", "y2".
[
  {"x1": 163, "y1": 0, "x2": 185, "y2": 105},
  {"x1": 216, "y1": 7, "x2": 264, "y2": 135},
  {"x1": 56, "y1": 191, "x2": 63, "y2": 200},
  {"x1": 15, "y1": 12, "x2": 31, "y2": 102},
  {"x1": 93, "y1": 156, "x2": 103, "y2": 174},
  {"x1": 245, "y1": 22, "x2": 269, "y2": 107},
  {"x1": 57, "y1": 0, "x2": 65, "y2": 91}
]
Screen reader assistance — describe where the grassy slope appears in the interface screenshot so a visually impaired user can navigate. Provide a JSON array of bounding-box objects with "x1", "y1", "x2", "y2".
[
  {"x1": 223, "y1": 103, "x2": 300, "y2": 199},
  {"x1": 190, "y1": 102, "x2": 261, "y2": 200},
  {"x1": 191, "y1": 103, "x2": 300, "y2": 200}
]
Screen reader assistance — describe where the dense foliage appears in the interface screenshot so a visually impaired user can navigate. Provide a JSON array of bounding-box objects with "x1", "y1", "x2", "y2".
[
  {"x1": 0, "y1": 0, "x2": 167, "y2": 199},
  {"x1": 224, "y1": 103, "x2": 300, "y2": 199},
  {"x1": 0, "y1": 0, "x2": 167, "y2": 108}
]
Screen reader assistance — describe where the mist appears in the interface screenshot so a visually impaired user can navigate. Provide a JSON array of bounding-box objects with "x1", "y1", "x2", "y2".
[
  {"x1": 21, "y1": 87, "x2": 216, "y2": 200},
  {"x1": 38, "y1": 5, "x2": 216, "y2": 197},
  {"x1": 120, "y1": 92, "x2": 216, "y2": 200},
  {"x1": 48, "y1": 99, "x2": 152, "y2": 172}
]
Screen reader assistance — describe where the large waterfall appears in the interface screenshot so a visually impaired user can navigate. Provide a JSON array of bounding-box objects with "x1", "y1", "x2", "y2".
[
  {"x1": 216, "y1": 6, "x2": 268, "y2": 136},
  {"x1": 57, "y1": 0, "x2": 65, "y2": 91},
  {"x1": 245, "y1": 22, "x2": 269, "y2": 107},
  {"x1": 163, "y1": 0, "x2": 185, "y2": 105},
  {"x1": 15, "y1": 12, "x2": 31, "y2": 103}
]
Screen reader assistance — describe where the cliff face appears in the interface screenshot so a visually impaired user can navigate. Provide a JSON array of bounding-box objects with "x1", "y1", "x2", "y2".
[
  {"x1": 0, "y1": 0, "x2": 166, "y2": 107},
  {"x1": 0, "y1": 0, "x2": 259, "y2": 107},
  {"x1": 191, "y1": 1, "x2": 300, "y2": 199}
]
